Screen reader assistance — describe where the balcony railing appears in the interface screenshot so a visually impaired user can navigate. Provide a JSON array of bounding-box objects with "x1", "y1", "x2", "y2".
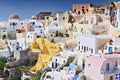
[{"x1": 101, "y1": 67, "x2": 120, "y2": 74}]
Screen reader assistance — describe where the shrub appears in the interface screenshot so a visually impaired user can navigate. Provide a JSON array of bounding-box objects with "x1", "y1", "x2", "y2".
[
  {"x1": 0, "y1": 61, "x2": 5, "y2": 70},
  {"x1": 0, "y1": 57, "x2": 6, "y2": 70}
]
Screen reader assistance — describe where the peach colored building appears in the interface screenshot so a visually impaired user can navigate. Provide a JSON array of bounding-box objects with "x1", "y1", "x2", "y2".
[
  {"x1": 18, "y1": 23, "x2": 30, "y2": 33},
  {"x1": 73, "y1": 4, "x2": 92, "y2": 14},
  {"x1": 85, "y1": 54, "x2": 120, "y2": 80}
]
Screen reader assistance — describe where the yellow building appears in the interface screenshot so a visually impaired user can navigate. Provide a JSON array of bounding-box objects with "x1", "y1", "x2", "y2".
[
  {"x1": 0, "y1": 40, "x2": 6, "y2": 49},
  {"x1": 30, "y1": 38, "x2": 60, "y2": 73}
]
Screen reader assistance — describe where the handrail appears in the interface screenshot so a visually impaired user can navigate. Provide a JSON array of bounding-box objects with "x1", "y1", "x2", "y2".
[{"x1": 101, "y1": 67, "x2": 120, "y2": 74}]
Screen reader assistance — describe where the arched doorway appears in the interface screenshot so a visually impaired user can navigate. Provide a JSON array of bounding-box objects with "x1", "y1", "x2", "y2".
[
  {"x1": 4, "y1": 70, "x2": 9, "y2": 77},
  {"x1": 2, "y1": 34, "x2": 7, "y2": 40},
  {"x1": 25, "y1": 78, "x2": 30, "y2": 80}
]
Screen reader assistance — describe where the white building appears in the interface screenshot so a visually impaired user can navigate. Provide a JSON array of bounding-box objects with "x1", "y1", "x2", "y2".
[
  {"x1": 34, "y1": 26, "x2": 46, "y2": 37},
  {"x1": 26, "y1": 32, "x2": 37, "y2": 43},
  {"x1": 44, "y1": 16, "x2": 54, "y2": 20},
  {"x1": 117, "y1": 9, "x2": 120, "y2": 30},
  {"x1": 0, "y1": 39, "x2": 10, "y2": 57},
  {"x1": 46, "y1": 21, "x2": 65, "y2": 34},
  {"x1": 103, "y1": 38, "x2": 120, "y2": 53},
  {"x1": 77, "y1": 34, "x2": 97, "y2": 54},
  {"x1": 77, "y1": 34, "x2": 112, "y2": 54},
  {"x1": 48, "y1": 53, "x2": 68, "y2": 69},
  {"x1": 8, "y1": 38, "x2": 26, "y2": 52},
  {"x1": 80, "y1": 14, "x2": 98, "y2": 24},
  {"x1": 44, "y1": 66, "x2": 77, "y2": 80},
  {"x1": 7, "y1": 40, "x2": 16, "y2": 52},
  {"x1": 0, "y1": 48, "x2": 10, "y2": 57}
]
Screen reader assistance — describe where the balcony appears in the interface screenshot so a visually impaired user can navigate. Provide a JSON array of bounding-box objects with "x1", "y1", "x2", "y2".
[{"x1": 101, "y1": 67, "x2": 120, "y2": 74}]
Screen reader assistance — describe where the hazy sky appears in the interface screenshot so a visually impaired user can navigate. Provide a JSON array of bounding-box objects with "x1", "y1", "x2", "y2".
[{"x1": 0, "y1": 0, "x2": 119, "y2": 21}]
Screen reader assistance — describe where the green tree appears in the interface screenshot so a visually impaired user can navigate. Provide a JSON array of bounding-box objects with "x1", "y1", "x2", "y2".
[
  {"x1": 0, "y1": 61, "x2": 5, "y2": 70},
  {"x1": 0, "y1": 57, "x2": 6, "y2": 70},
  {"x1": 35, "y1": 70, "x2": 41, "y2": 80}
]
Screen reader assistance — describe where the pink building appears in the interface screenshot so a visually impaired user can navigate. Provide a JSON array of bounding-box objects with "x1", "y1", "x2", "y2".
[
  {"x1": 18, "y1": 23, "x2": 30, "y2": 33},
  {"x1": 85, "y1": 54, "x2": 120, "y2": 80}
]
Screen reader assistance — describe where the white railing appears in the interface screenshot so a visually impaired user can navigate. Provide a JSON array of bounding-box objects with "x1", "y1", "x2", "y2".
[{"x1": 101, "y1": 67, "x2": 120, "y2": 74}]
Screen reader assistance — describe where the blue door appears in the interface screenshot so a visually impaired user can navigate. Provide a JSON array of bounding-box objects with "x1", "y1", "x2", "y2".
[{"x1": 109, "y1": 47, "x2": 113, "y2": 52}]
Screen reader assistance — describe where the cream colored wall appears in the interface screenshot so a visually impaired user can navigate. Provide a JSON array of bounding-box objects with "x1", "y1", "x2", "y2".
[
  {"x1": 16, "y1": 32, "x2": 26, "y2": 40},
  {"x1": 57, "y1": 13, "x2": 69, "y2": 27}
]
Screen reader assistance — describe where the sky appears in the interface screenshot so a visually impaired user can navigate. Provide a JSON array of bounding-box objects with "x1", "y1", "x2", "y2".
[{"x1": 0, "y1": 0, "x2": 119, "y2": 21}]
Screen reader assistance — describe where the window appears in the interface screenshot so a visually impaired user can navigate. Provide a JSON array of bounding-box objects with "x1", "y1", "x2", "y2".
[
  {"x1": 74, "y1": 9, "x2": 76, "y2": 12},
  {"x1": 40, "y1": 30, "x2": 43, "y2": 33},
  {"x1": 10, "y1": 23, "x2": 12, "y2": 26},
  {"x1": 54, "y1": 18, "x2": 57, "y2": 21},
  {"x1": 86, "y1": 9, "x2": 88, "y2": 12},
  {"x1": 84, "y1": 46, "x2": 86, "y2": 52},
  {"x1": 91, "y1": 49, "x2": 93, "y2": 53},
  {"x1": 78, "y1": 11, "x2": 80, "y2": 14},
  {"x1": 84, "y1": 17, "x2": 86, "y2": 20},
  {"x1": 78, "y1": 46, "x2": 80, "y2": 50},
  {"x1": 10, "y1": 42, "x2": 12, "y2": 45},
  {"x1": 55, "y1": 59, "x2": 57, "y2": 62},
  {"x1": 39, "y1": 26, "x2": 42, "y2": 28},
  {"x1": 82, "y1": 46, "x2": 83, "y2": 50},
  {"x1": 13, "y1": 27, "x2": 15, "y2": 29},
  {"x1": 82, "y1": 6, "x2": 84, "y2": 8},
  {"x1": 54, "y1": 23, "x2": 58, "y2": 26},
  {"x1": 106, "y1": 63, "x2": 110, "y2": 71},
  {"x1": 88, "y1": 64, "x2": 91, "y2": 67},
  {"x1": 13, "y1": 23, "x2": 17, "y2": 26},
  {"x1": 16, "y1": 42, "x2": 19, "y2": 45},
  {"x1": 87, "y1": 47, "x2": 88, "y2": 51},
  {"x1": 63, "y1": 17, "x2": 65, "y2": 20},
  {"x1": 91, "y1": 17, "x2": 94, "y2": 24},
  {"x1": 89, "y1": 48, "x2": 91, "y2": 51},
  {"x1": 46, "y1": 17, "x2": 49, "y2": 19}
]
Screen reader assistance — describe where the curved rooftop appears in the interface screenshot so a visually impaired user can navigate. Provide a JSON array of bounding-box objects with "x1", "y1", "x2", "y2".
[{"x1": 9, "y1": 14, "x2": 20, "y2": 20}]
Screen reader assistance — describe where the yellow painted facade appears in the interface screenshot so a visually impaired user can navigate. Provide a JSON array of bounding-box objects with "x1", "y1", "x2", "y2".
[
  {"x1": 42, "y1": 19, "x2": 52, "y2": 27},
  {"x1": 30, "y1": 38, "x2": 60, "y2": 73},
  {"x1": 0, "y1": 40, "x2": 6, "y2": 49}
]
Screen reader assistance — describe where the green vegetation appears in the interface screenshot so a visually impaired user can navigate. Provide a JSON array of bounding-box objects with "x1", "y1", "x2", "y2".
[
  {"x1": 66, "y1": 56, "x2": 75, "y2": 66},
  {"x1": 8, "y1": 32, "x2": 16, "y2": 40},
  {"x1": 0, "y1": 57, "x2": 6, "y2": 70},
  {"x1": 19, "y1": 66, "x2": 31, "y2": 72},
  {"x1": 35, "y1": 70, "x2": 42, "y2": 80},
  {"x1": 19, "y1": 66, "x2": 48, "y2": 80},
  {"x1": 3, "y1": 77, "x2": 9, "y2": 80},
  {"x1": 30, "y1": 67, "x2": 48, "y2": 80},
  {"x1": 0, "y1": 61, "x2": 5, "y2": 70}
]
